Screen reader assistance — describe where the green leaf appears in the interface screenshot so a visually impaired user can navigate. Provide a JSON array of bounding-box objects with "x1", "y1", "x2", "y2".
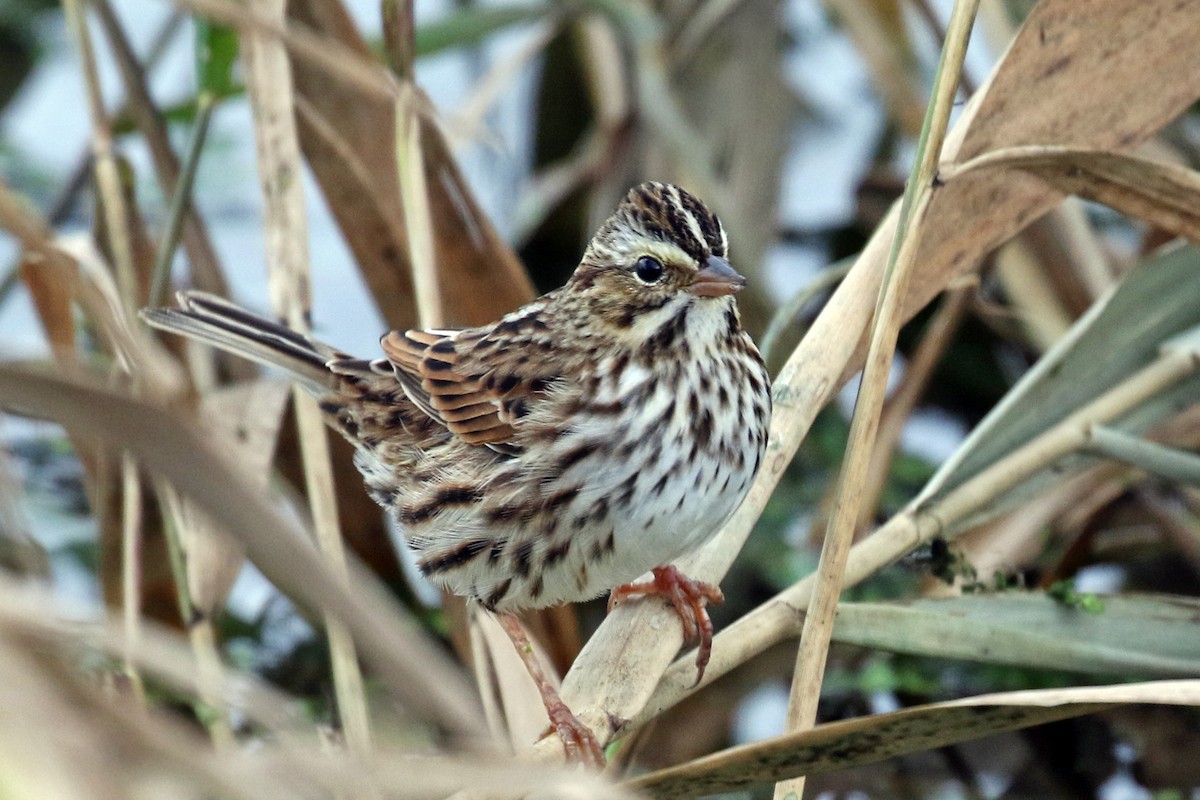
[
  {"x1": 919, "y1": 245, "x2": 1200, "y2": 508},
  {"x1": 833, "y1": 593, "x2": 1200, "y2": 679},
  {"x1": 196, "y1": 20, "x2": 239, "y2": 99}
]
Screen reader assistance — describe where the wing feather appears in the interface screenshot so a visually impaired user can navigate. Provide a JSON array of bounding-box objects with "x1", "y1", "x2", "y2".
[{"x1": 379, "y1": 319, "x2": 562, "y2": 448}]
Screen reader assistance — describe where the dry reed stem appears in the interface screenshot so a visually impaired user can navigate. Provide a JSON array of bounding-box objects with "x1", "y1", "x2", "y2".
[
  {"x1": 119, "y1": 453, "x2": 147, "y2": 704},
  {"x1": 0, "y1": 363, "x2": 486, "y2": 738},
  {"x1": 771, "y1": 190, "x2": 933, "y2": 797},
  {"x1": 857, "y1": 281, "x2": 973, "y2": 533},
  {"x1": 93, "y1": 0, "x2": 229, "y2": 298},
  {"x1": 773, "y1": 5, "x2": 979, "y2": 795},
  {"x1": 531, "y1": 0, "x2": 1200, "y2": 762},
  {"x1": 63, "y1": 0, "x2": 137, "y2": 314},
  {"x1": 639, "y1": 344, "x2": 1200, "y2": 724},
  {"x1": 240, "y1": 0, "x2": 374, "y2": 756},
  {"x1": 60, "y1": 1, "x2": 153, "y2": 712},
  {"x1": 394, "y1": 84, "x2": 444, "y2": 328},
  {"x1": 381, "y1": 0, "x2": 415, "y2": 80}
]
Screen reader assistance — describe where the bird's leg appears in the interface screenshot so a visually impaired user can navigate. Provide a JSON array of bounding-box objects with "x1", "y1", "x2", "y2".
[
  {"x1": 607, "y1": 565, "x2": 724, "y2": 686},
  {"x1": 495, "y1": 612, "x2": 605, "y2": 768}
]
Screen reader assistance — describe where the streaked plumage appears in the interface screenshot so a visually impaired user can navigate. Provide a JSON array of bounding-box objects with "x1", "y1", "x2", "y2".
[
  {"x1": 144, "y1": 182, "x2": 771, "y2": 763},
  {"x1": 144, "y1": 182, "x2": 771, "y2": 621}
]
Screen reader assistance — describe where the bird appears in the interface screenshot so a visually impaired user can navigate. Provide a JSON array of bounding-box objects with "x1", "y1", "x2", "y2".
[{"x1": 141, "y1": 181, "x2": 772, "y2": 766}]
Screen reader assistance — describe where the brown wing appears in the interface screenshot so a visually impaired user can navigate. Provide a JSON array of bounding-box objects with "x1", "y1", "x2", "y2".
[{"x1": 379, "y1": 317, "x2": 558, "y2": 447}]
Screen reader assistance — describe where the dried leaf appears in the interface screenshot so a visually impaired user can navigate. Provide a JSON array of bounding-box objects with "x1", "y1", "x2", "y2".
[
  {"x1": 287, "y1": 0, "x2": 535, "y2": 329},
  {"x1": 628, "y1": 681, "x2": 1200, "y2": 798},
  {"x1": 947, "y1": 146, "x2": 1200, "y2": 243}
]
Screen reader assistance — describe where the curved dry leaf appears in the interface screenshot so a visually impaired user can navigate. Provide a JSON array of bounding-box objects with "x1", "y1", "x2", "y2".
[
  {"x1": 287, "y1": 0, "x2": 536, "y2": 330},
  {"x1": 0, "y1": 178, "x2": 79, "y2": 362},
  {"x1": 628, "y1": 681, "x2": 1200, "y2": 798},
  {"x1": 946, "y1": 146, "x2": 1200, "y2": 243}
]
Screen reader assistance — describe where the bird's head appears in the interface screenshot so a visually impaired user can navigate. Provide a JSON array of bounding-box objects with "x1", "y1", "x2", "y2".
[{"x1": 567, "y1": 182, "x2": 746, "y2": 337}]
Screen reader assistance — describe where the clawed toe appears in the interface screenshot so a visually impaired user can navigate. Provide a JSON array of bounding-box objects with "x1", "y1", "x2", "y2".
[
  {"x1": 544, "y1": 708, "x2": 605, "y2": 769},
  {"x1": 608, "y1": 565, "x2": 724, "y2": 686}
]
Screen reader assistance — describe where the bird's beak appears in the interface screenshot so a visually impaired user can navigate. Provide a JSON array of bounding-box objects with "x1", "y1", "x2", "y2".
[{"x1": 689, "y1": 255, "x2": 746, "y2": 297}]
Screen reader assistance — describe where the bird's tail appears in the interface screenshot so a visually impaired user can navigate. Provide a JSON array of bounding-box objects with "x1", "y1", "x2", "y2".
[{"x1": 140, "y1": 291, "x2": 345, "y2": 391}]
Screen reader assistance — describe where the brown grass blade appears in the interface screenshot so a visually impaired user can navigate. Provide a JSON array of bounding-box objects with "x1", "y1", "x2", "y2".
[
  {"x1": 240, "y1": 0, "x2": 373, "y2": 755},
  {"x1": 946, "y1": 145, "x2": 1200, "y2": 243},
  {"x1": 92, "y1": 0, "x2": 229, "y2": 298},
  {"x1": 287, "y1": 0, "x2": 535, "y2": 329}
]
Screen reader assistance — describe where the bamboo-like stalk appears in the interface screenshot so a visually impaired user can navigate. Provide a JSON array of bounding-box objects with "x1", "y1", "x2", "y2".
[
  {"x1": 772, "y1": 3, "x2": 980, "y2": 796},
  {"x1": 93, "y1": 0, "x2": 229, "y2": 299},
  {"x1": 240, "y1": 0, "x2": 374, "y2": 762},
  {"x1": 856, "y1": 282, "x2": 973, "y2": 532},
  {"x1": 394, "y1": 84, "x2": 444, "y2": 328},
  {"x1": 62, "y1": 0, "x2": 137, "y2": 315},
  {"x1": 638, "y1": 343, "x2": 1200, "y2": 724},
  {"x1": 120, "y1": 453, "x2": 146, "y2": 704}
]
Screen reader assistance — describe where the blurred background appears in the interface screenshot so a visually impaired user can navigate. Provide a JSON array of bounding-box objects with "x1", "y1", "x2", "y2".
[{"x1": 1, "y1": 0, "x2": 1199, "y2": 797}]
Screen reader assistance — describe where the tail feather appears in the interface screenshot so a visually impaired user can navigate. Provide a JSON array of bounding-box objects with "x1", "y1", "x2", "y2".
[{"x1": 140, "y1": 291, "x2": 344, "y2": 391}]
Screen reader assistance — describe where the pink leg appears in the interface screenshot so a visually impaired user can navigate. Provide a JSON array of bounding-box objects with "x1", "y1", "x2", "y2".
[
  {"x1": 608, "y1": 565, "x2": 724, "y2": 686},
  {"x1": 496, "y1": 612, "x2": 605, "y2": 768}
]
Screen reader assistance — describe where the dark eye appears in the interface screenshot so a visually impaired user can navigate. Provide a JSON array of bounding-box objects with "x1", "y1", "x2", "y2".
[{"x1": 634, "y1": 256, "x2": 664, "y2": 284}]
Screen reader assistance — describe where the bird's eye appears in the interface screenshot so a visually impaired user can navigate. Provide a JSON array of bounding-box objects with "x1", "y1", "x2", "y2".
[{"x1": 634, "y1": 256, "x2": 664, "y2": 284}]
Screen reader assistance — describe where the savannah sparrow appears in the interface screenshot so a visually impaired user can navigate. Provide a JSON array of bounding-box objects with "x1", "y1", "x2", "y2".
[{"x1": 142, "y1": 182, "x2": 772, "y2": 765}]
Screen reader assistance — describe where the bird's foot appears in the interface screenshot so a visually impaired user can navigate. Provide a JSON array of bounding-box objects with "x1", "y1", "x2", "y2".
[
  {"x1": 608, "y1": 565, "x2": 724, "y2": 685},
  {"x1": 495, "y1": 612, "x2": 605, "y2": 768},
  {"x1": 540, "y1": 695, "x2": 606, "y2": 769}
]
